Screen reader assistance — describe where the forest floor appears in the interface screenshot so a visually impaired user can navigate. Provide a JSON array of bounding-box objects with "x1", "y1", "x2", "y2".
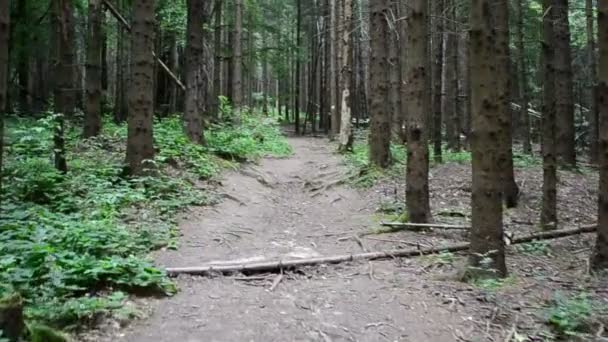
[{"x1": 88, "y1": 132, "x2": 607, "y2": 342}]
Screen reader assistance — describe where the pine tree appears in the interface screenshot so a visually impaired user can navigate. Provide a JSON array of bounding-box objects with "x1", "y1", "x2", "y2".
[
  {"x1": 405, "y1": 0, "x2": 431, "y2": 223},
  {"x1": 466, "y1": 0, "x2": 507, "y2": 279},
  {"x1": 126, "y1": 0, "x2": 156, "y2": 175}
]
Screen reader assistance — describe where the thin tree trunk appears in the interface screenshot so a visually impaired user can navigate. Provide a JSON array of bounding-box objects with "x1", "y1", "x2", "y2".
[
  {"x1": 335, "y1": 0, "x2": 343, "y2": 136},
  {"x1": 495, "y1": 0, "x2": 519, "y2": 208},
  {"x1": 184, "y1": 0, "x2": 205, "y2": 144},
  {"x1": 212, "y1": 0, "x2": 222, "y2": 119},
  {"x1": 444, "y1": 0, "x2": 459, "y2": 152},
  {"x1": 541, "y1": 0, "x2": 558, "y2": 229},
  {"x1": 126, "y1": 0, "x2": 155, "y2": 175},
  {"x1": 84, "y1": 0, "x2": 103, "y2": 138},
  {"x1": 0, "y1": 0, "x2": 9, "y2": 207},
  {"x1": 294, "y1": 0, "x2": 302, "y2": 134},
  {"x1": 16, "y1": 0, "x2": 30, "y2": 114},
  {"x1": 233, "y1": 0, "x2": 243, "y2": 109},
  {"x1": 405, "y1": 0, "x2": 431, "y2": 223},
  {"x1": 168, "y1": 34, "x2": 179, "y2": 113},
  {"x1": 388, "y1": 3, "x2": 401, "y2": 141},
  {"x1": 329, "y1": 0, "x2": 338, "y2": 138},
  {"x1": 554, "y1": 0, "x2": 576, "y2": 166},
  {"x1": 368, "y1": 0, "x2": 391, "y2": 168},
  {"x1": 591, "y1": 0, "x2": 608, "y2": 270},
  {"x1": 432, "y1": 0, "x2": 444, "y2": 163},
  {"x1": 467, "y1": 0, "x2": 507, "y2": 279},
  {"x1": 587, "y1": 0, "x2": 599, "y2": 164},
  {"x1": 338, "y1": 0, "x2": 354, "y2": 151},
  {"x1": 517, "y1": 0, "x2": 532, "y2": 154}
]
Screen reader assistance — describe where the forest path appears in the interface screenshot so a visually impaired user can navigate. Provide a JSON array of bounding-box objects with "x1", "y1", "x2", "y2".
[{"x1": 109, "y1": 135, "x2": 483, "y2": 342}]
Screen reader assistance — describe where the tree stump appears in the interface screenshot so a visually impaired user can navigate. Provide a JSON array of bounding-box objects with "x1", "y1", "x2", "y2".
[{"x1": 0, "y1": 293, "x2": 24, "y2": 341}]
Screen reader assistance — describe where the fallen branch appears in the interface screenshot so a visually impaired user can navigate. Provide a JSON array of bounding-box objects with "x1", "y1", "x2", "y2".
[
  {"x1": 381, "y1": 222, "x2": 470, "y2": 230},
  {"x1": 166, "y1": 224, "x2": 597, "y2": 277}
]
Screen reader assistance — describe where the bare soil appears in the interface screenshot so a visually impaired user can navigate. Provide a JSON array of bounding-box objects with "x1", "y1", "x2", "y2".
[{"x1": 90, "y1": 135, "x2": 607, "y2": 342}]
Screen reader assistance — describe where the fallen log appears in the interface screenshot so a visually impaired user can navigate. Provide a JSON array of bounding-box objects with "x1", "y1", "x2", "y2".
[
  {"x1": 380, "y1": 222, "x2": 470, "y2": 230},
  {"x1": 166, "y1": 224, "x2": 597, "y2": 277}
]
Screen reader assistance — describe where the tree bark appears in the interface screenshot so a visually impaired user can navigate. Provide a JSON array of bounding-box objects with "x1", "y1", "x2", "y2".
[
  {"x1": 84, "y1": 0, "x2": 103, "y2": 138},
  {"x1": 233, "y1": 0, "x2": 243, "y2": 109},
  {"x1": 541, "y1": 0, "x2": 558, "y2": 229},
  {"x1": 0, "y1": 0, "x2": 9, "y2": 206},
  {"x1": 517, "y1": 0, "x2": 532, "y2": 155},
  {"x1": 184, "y1": 0, "x2": 205, "y2": 144},
  {"x1": 405, "y1": 0, "x2": 431, "y2": 223},
  {"x1": 368, "y1": 0, "x2": 391, "y2": 168},
  {"x1": 16, "y1": 0, "x2": 30, "y2": 114},
  {"x1": 467, "y1": 0, "x2": 507, "y2": 279},
  {"x1": 432, "y1": 0, "x2": 444, "y2": 163},
  {"x1": 591, "y1": 0, "x2": 608, "y2": 270},
  {"x1": 126, "y1": 0, "x2": 155, "y2": 175},
  {"x1": 494, "y1": 0, "x2": 519, "y2": 208},
  {"x1": 338, "y1": 0, "x2": 354, "y2": 151},
  {"x1": 553, "y1": 0, "x2": 576, "y2": 166},
  {"x1": 587, "y1": 0, "x2": 599, "y2": 164}
]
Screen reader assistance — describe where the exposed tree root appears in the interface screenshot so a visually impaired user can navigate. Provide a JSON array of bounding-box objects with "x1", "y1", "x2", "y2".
[{"x1": 166, "y1": 224, "x2": 597, "y2": 277}]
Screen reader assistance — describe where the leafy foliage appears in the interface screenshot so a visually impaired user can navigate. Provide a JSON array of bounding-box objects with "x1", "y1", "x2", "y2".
[{"x1": 1, "y1": 110, "x2": 290, "y2": 329}]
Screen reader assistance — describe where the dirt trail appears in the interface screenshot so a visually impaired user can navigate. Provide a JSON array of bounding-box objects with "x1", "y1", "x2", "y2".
[{"x1": 104, "y1": 136, "x2": 489, "y2": 342}]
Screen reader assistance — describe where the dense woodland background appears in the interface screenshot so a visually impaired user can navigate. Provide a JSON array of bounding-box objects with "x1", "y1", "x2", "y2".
[{"x1": 1, "y1": 0, "x2": 608, "y2": 340}]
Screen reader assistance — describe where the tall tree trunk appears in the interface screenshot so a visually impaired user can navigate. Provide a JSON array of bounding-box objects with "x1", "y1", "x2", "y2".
[
  {"x1": 541, "y1": 0, "x2": 558, "y2": 229},
  {"x1": 405, "y1": 0, "x2": 431, "y2": 223},
  {"x1": 0, "y1": 0, "x2": 9, "y2": 206},
  {"x1": 338, "y1": 0, "x2": 353, "y2": 151},
  {"x1": 587, "y1": 0, "x2": 599, "y2": 164},
  {"x1": 52, "y1": 0, "x2": 76, "y2": 173},
  {"x1": 591, "y1": 0, "x2": 608, "y2": 270},
  {"x1": 321, "y1": 0, "x2": 330, "y2": 134},
  {"x1": 184, "y1": 0, "x2": 205, "y2": 144},
  {"x1": 233, "y1": 0, "x2": 243, "y2": 109},
  {"x1": 467, "y1": 0, "x2": 507, "y2": 279},
  {"x1": 444, "y1": 0, "x2": 459, "y2": 152},
  {"x1": 554, "y1": 0, "x2": 576, "y2": 166},
  {"x1": 334, "y1": 0, "x2": 343, "y2": 136},
  {"x1": 168, "y1": 34, "x2": 179, "y2": 113},
  {"x1": 517, "y1": 0, "x2": 532, "y2": 154},
  {"x1": 262, "y1": 31, "x2": 269, "y2": 116},
  {"x1": 126, "y1": 0, "x2": 155, "y2": 175},
  {"x1": 494, "y1": 0, "x2": 519, "y2": 208},
  {"x1": 16, "y1": 0, "x2": 30, "y2": 114},
  {"x1": 388, "y1": 3, "x2": 401, "y2": 142},
  {"x1": 294, "y1": 0, "x2": 302, "y2": 134},
  {"x1": 432, "y1": 0, "x2": 444, "y2": 163},
  {"x1": 84, "y1": 0, "x2": 103, "y2": 138},
  {"x1": 368, "y1": 0, "x2": 391, "y2": 167},
  {"x1": 212, "y1": 0, "x2": 222, "y2": 119},
  {"x1": 329, "y1": 0, "x2": 338, "y2": 138}
]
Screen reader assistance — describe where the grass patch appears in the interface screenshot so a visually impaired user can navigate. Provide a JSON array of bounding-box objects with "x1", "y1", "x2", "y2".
[
  {"x1": 344, "y1": 142, "x2": 405, "y2": 188},
  {"x1": 470, "y1": 275, "x2": 518, "y2": 292},
  {"x1": 1, "y1": 110, "x2": 290, "y2": 333},
  {"x1": 546, "y1": 292, "x2": 607, "y2": 337}
]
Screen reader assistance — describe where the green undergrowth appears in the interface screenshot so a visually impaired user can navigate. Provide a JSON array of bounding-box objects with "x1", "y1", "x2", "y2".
[
  {"x1": 1, "y1": 110, "x2": 290, "y2": 334},
  {"x1": 344, "y1": 140, "x2": 542, "y2": 188},
  {"x1": 546, "y1": 292, "x2": 607, "y2": 338}
]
